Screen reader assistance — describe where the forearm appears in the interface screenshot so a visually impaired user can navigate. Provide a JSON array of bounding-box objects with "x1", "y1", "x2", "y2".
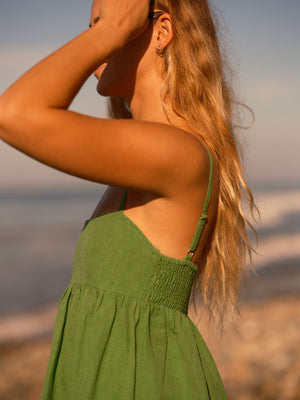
[{"x1": 0, "y1": 21, "x2": 124, "y2": 113}]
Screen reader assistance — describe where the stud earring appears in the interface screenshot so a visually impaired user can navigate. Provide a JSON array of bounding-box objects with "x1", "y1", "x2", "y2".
[{"x1": 155, "y1": 44, "x2": 164, "y2": 55}]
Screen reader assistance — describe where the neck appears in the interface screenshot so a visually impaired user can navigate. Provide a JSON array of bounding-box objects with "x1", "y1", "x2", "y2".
[
  {"x1": 127, "y1": 62, "x2": 192, "y2": 134},
  {"x1": 128, "y1": 65, "x2": 169, "y2": 123}
]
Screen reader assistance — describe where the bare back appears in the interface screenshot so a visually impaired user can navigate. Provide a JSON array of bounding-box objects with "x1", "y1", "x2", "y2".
[{"x1": 88, "y1": 149, "x2": 219, "y2": 264}]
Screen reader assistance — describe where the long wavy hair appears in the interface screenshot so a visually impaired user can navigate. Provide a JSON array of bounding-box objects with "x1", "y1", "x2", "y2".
[{"x1": 108, "y1": 0, "x2": 258, "y2": 325}]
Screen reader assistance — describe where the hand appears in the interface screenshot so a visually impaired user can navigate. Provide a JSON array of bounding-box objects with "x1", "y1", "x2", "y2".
[{"x1": 92, "y1": 0, "x2": 151, "y2": 44}]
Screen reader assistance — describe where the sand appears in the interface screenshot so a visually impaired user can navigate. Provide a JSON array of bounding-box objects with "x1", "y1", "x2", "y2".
[{"x1": 0, "y1": 295, "x2": 299, "y2": 400}]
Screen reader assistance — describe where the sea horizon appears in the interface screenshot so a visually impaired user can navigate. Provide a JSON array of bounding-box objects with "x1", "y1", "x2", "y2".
[{"x1": 0, "y1": 183, "x2": 299, "y2": 339}]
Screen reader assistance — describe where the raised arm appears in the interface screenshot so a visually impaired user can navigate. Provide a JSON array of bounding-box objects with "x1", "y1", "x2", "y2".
[
  {"x1": 0, "y1": 0, "x2": 150, "y2": 111},
  {"x1": 0, "y1": 0, "x2": 205, "y2": 196}
]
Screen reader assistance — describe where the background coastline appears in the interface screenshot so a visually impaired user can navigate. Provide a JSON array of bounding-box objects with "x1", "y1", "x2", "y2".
[
  {"x1": 1, "y1": 184, "x2": 299, "y2": 322},
  {"x1": 0, "y1": 184, "x2": 299, "y2": 399},
  {"x1": 1, "y1": 0, "x2": 299, "y2": 398}
]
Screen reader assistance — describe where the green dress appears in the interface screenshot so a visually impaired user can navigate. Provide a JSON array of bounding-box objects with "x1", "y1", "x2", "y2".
[{"x1": 41, "y1": 148, "x2": 228, "y2": 399}]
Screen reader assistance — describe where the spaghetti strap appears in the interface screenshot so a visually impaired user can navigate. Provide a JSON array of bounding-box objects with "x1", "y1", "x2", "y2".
[
  {"x1": 118, "y1": 146, "x2": 213, "y2": 262},
  {"x1": 81, "y1": 189, "x2": 127, "y2": 232},
  {"x1": 185, "y1": 145, "x2": 214, "y2": 261},
  {"x1": 118, "y1": 189, "x2": 128, "y2": 211}
]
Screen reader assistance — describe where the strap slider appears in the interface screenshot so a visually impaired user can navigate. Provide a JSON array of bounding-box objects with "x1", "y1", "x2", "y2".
[
  {"x1": 201, "y1": 213, "x2": 208, "y2": 221},
  {"x1": 187, "y1": 250, "x2": 195, "y2": 257}
]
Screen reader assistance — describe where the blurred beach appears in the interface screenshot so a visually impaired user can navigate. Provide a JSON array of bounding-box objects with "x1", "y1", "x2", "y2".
[
  {"x1": 1, "y1": 0, "x2": 299, "y2": 397},
  {"x1": 0, "y1": 185, "x2": 299, "y2": 399}
]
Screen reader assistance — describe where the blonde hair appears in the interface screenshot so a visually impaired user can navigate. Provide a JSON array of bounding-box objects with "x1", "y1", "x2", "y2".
[{"x1": 109, "y1": 0, "x2": 258, "y2": 325}]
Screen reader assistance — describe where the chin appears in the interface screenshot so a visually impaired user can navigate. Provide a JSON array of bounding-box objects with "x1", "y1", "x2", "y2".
[
  {"x1": 96, "y1": 78, "x2": 133, "y2": 99},
  {"x1": 96, "y1": 59, "x2": 136, "y2": 98},
  {"x1": 96, "y1": 81, "x2": 118, "y2": 97},
  {"x1": 96, "y1": 82, "x2": 110, "y2": 97}
]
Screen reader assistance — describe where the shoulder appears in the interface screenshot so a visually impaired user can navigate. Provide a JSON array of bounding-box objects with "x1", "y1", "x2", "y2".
[
  {"x1": 113, "y1": 117, "x2": 209, "y2": 167},
  {"x1": 94, "y1": 118, "x2": 213, "y2": 196},
  {"x1": 151, "y1": 121, "x2": 213, "y2": 188},
  {"x1": 151, "y1": 123, "x2": 218, "y2": 201},
  {"x1": 147, "y1": 122, "x2": 213, "y2": 187}
]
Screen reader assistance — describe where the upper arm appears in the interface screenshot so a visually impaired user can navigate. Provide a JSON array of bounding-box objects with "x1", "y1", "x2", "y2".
[{"x1": 0, "y1": 108, "x2": 207, "y2": 196}]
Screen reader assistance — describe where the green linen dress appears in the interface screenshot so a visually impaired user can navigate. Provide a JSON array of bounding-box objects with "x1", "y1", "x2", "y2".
[{"x1": 41, "y1": 148, "x2": 228, "y2": 399}]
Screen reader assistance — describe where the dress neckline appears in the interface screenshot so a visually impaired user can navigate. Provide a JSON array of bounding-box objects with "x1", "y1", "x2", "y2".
[{"x1": 82, "y1": 211, "x2": 197, "y2": 272}]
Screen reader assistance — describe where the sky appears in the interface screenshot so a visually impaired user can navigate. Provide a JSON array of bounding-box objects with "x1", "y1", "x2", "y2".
[{"x1": 0, "y1": 0, "x2": 299, "y2": 191}]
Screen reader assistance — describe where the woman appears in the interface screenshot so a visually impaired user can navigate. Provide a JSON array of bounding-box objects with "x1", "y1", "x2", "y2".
[{"x1": 0, "y1": 0, "x2": 256, "y2": 398}]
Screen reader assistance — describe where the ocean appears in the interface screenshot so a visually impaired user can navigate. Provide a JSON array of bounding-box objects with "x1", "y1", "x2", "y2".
[
  {"x1": 0, "y1": 186, "x2": 106, "y2": 319},
  {"x1": 0, "y1": 185, "x2": 299, "y2": 324}
]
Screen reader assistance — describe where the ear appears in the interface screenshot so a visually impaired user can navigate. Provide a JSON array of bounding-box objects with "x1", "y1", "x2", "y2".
[{"x1": 154, "y1": 13, "x2": 173, "y2": 53}]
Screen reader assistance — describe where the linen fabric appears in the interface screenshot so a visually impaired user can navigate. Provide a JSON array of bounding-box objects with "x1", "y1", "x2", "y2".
[{"x1": 41, "y1": 147, "x2": 228, "y2": 399}]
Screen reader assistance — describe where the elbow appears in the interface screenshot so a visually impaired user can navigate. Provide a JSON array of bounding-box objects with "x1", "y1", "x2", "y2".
[{"x1": 0, "y1": 96, "x2": 22, "y2": 140}]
